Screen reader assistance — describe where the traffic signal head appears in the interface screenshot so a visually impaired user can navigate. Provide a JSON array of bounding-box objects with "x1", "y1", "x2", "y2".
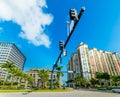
[
  {"x1": 69, "y1": 9, "x2": 78, "y2": 20},
  {"x1": 59, "y1": 57, "x2": 62, "y2": 64},
  {"x1": 59, "y1": 40, "x2": 64, "y2": 51},
  {"x1": 63, "y1": 49, "x2": 67, "y2": 56}
]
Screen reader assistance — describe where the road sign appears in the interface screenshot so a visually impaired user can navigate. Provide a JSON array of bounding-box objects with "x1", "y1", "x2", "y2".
[{"x1": 68, "y1": 71, "x2": 74, "y2": 73}]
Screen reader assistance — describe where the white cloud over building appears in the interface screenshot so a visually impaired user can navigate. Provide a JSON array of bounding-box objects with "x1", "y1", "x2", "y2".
[{"x1": 0, "y1": 0, "x2": 53, "y2": 48}]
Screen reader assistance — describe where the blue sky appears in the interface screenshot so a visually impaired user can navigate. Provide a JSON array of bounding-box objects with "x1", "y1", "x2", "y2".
[{"x1": 0, "y1": 0, "x2": 120, "y2": 81}]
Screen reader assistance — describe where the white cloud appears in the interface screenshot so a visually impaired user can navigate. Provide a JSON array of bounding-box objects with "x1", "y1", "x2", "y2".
[{"x1": 0, "y1": 0, "x2": 53, "y2": 48}]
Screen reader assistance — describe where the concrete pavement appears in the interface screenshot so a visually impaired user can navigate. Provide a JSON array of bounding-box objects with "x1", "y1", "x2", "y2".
[{"x1": 0, "y1": 90, "x2": 119, "y2": 97}]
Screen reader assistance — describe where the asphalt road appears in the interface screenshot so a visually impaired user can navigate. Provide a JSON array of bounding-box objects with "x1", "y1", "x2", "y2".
[{"x1": 0, "y1": 90, "x2": 119, "y2": 97}]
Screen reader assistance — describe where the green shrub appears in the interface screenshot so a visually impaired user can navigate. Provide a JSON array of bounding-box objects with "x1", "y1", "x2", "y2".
[
  {"x1": 17, "y1": 86, "x2": 24, "y2": 90},
  {"x1": 97, "y1": 86, "x2": 106, "y2": 90},
  {"x1": 1, "y1": 86, "x2": 10, "y2": 89},
  {"x1": 0, "y1": 80, "x2": 4, "y2": 85},
  {"x1": 106, "y1": 86, "x2": 114, "y2": 90},
  {"x1": 1, "y1": 86, "x2": 18, "y2": 90},
  {"x1": 4, "y1": 82, "x2": 11, "y2": 85},
  {"x1": 13, "y1": 82, "x2": 18, "y2": 85}
]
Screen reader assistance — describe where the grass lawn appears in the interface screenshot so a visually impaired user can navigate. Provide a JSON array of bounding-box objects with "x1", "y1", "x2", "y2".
[{"x1": 0, "y1": 88, "x2": 73, "y2": 93}]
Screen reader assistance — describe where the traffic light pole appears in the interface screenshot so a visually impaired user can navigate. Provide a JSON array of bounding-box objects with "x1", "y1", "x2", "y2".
[{"x1": 50, "y1": 7, "x2": 85, "y2": 90}]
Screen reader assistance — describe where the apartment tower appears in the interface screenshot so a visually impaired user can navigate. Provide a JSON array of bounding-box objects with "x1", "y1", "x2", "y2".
[{"x1": 67, "y1": 42, "x2": 120, "y2": 81}]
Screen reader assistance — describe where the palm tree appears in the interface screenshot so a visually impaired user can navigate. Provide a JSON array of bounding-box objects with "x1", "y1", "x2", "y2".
[
  {"x1": 0, "y1": 61, "x2": 15, "y2": 86},
  {"x1": 95, "y1": 72, "x2": 110, "y2": 87},
  {"x1": 53, "y1": 80, "x2": 59, "y2": 88},
  {"x1": 74, "y1": 75, "x2": 83, "y2": 88},
  {"x1": 90, "y1": 78, "x2": 98, "y2": 88},
  {"x1": 17, "y1": 70, "x2": 24, "y2": 88},
  {"x1": 1, "y1": 61, "x2": 34, "y2": 89},
  {"x1": 82, "y1": 78, "x2": 89, "y2": 88},
  {"x1": 10, "y1": 67, "x2": 23, "y2": 88},
  {"x1": 37, "y1": 69, "x2": 49, "y2": 88},
  {"x1": 95, "y1": 72, "x2": 103, "y2": 87},
  {"x1": 110, "y1": 75, "x2": 120, "y2": 86},
  {"x1": 102, "y1": 72, "x2": 110, "y2": 87},
  {"x1": 23, "y1": 73, "x2": 34, "y2": 89},
  {"x1": 22, "y1": 73, "x2": 31, "y2": 89},
  {"x1": 56, "y1": 66, "x2": 63, "y2": 88},
  {"x1": 28, "y1": 75, "x2": 34, "y2": 88},
  {"x1": 117, "y1": 76, "x2": 120, "y2": 86},
  {"x1": 1, "y1": 61, "x2": 15, "y2": 71}
]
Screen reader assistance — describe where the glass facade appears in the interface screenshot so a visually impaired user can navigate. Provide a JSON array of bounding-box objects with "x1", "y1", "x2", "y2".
[{"x1": 0, "y1": 42, "x2": 26, "y2": 69}]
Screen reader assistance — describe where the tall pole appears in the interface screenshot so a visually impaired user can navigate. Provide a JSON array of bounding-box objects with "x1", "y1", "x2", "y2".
[
  {"x1": 50, "y1": 7, "x2": 85, "y2": 90},
  {"x1": 66, "y1": 21, "x2": 70, "y2": 36}
]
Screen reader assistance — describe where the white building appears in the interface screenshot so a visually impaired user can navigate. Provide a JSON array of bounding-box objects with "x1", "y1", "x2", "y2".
[
  {"x1": 67, "y1": 42, "x2": 120, "y2": 84},
  {"x1": 77, "y1": 42, "x2": 91, "y2": 80},
  {"x1": 0, "y1": 42, "x2": 26, "y2": 69}
]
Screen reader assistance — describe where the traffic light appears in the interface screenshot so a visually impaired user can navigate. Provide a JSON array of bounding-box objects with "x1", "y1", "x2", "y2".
[
  {"x1": 63, "y1": 49, "x2": 67, "y2": 56},
  {"x1": 59, "y1": 40, "x2": 64, "y2": 51},
  {"x1": 69, "y1": 9, "x2": 78, "y2": 20},
  {"x1": 59, "y1": 57, "x2": 62, "y2": 64}
]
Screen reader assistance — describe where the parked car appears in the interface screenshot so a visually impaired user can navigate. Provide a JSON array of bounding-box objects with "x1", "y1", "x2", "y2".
[{"x1": 112, "y1": 87, "x2": 120, "y2": 93}]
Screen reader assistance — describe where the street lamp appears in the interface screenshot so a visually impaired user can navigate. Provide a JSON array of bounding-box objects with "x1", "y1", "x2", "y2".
[{"x1": 66, "y1": 21, "x2": 70, "y2": 36}]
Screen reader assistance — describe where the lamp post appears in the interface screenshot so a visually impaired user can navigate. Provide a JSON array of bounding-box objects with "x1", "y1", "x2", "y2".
[
  {"x1": 50, "y1": 6, "x2": 85, "y2": 90},
  {"x1": 66, "y1": 21, "x2": 70, "y2": 36}
]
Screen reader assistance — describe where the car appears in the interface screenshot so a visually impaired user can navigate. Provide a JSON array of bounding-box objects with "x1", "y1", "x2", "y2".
[{"x1": 112, "y1": 87, "x2": 120, "y2": 93}]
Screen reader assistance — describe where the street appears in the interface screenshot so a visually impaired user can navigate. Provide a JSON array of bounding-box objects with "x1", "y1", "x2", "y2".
[{"x1": 0, "y1": 90, "x2": 119, "y2": 97}]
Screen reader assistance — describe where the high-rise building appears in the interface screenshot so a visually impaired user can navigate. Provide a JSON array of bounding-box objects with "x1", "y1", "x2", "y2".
[
  {"x1": 89, "y1": 48, "x2": 99, "y2": 77},
  {"x1": 67, "y1": 52, "x2": 80, "y2": 81},
  {"x1": 67, "y1": 43, "x2": 91, "y2": 81},
  {"x1": 77, "y1": 42, "x2": 91, "y2": 80},
  {"x1": 0, "y1": 42, "x2": 26, "y2": 69},
  {"x1": 112, "y1": 52, "x2": 120, "y2": 75},
  {"x1": 104, "y1": 52, "x2": 120, "y2": 76},
  {"x1": 67, "y1": 42, "x2": 120, "y2": 82},
  {"x1": 89, "y1": 50, "x2": 114, "y2": 77}
]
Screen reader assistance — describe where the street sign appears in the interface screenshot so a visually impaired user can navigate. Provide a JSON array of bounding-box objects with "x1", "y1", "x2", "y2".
[{"x1": 68, "y1": 71, "x2": 74, "y2": 73}]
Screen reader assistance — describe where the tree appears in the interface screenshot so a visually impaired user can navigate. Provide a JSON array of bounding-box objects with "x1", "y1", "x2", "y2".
[
  {"x1": 95, "y1": 72, "x2": 110, "y2": 87},
  {"x1": 1, "y1": 61, "x2": 15, "y2": 69},
  {"x1": 95, "y1": 72, "x2": 103, "y2": 87},
  {"x1": 9, "y1": 67, "x2": 23, "y2": 88},
  {"x1": 0, "y1": 61, "x2": 15, "y2": 86},
  {"x1": 27, "y1": 74, "x2": 35, "y2": 88},
  {"x1": 102, "y1": 72, "x2": 110, "y2": 87},
  {"x1": 22, "y1": 73, "x2": 30, "y2": 89},
  {"x1": 0, "y1": 61, "x2": 34, "y2": 89},
  {"x1": 111, "y1": 75, "x2": 120, "y2": 86},
  {"x1": 74, "y1": 75, "x2": 83, "y2": 88},
  {"x1": 17, "y1": 71, "x2": 24, "y2": 87},
  {"x1": 56, "y1": 66, "x2": 63, "y2": 88},
  {"x1": 82, "y1": 78, "x2": 89, "y2": 88},
  {"x1": 37, "y1": 69, "x2": 49, "y2": 88},
  {"x1": 90, "y1": 78, "x2": 99, "y2": 88}
]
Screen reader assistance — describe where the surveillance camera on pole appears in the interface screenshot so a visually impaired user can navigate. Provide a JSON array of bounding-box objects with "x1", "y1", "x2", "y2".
[{"x1": 69, "y1": 9, "x2": 78, "y2": 20}]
